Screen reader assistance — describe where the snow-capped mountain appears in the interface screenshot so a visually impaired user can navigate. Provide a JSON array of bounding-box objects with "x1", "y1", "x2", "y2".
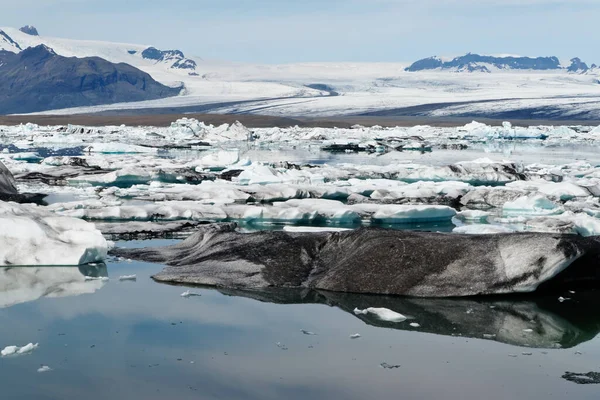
[
  {"x1": 0, "y1": 26, "x2": 198, "y2": 78},
  {"x1": 405, "y1": 53, "x2": 596, "y2": 73},
  {"x1": 0, "y1": 44, "x2": 180, "y2": 114},
  {"x1": 2, "y1": 26, "x2": 600, "y2": 120}
]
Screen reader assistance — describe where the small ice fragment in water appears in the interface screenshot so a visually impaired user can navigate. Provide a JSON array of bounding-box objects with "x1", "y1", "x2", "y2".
[
  {"x1": 353, "y1": 307, "x2": 407, "y2": 322},
  {"x1": 301, "y1": 330, "x2": 316, "y2": 335},
  {"x1": 181, "y1": 290, "x2": 200, "y2": 298},
  {"x1": 380, "y1": 363, "x2": 401, "y2": 369},
  {"x1": 1, "y1": 343, "x2": 39, "y2": 356},
  {"x1": 523, "y1": 329, "x2": 534, "y2": 333},
  {"x1": 569, "y1": 291, "x2": 576, "y2": 294},
  {"x1": 350, "y1": 334, "x2": 361, "y2": 339},
  {"x1": 410, "y1": 323, "x2": 420, "y2": 328},
  {"x1": 276, "y1": 342, "x2": 288, "y2": 350},
  {"x1": 37, "y1": 365, "x2": 52, "y2": 373},
  {"x1": 466, "y1": 309, "x2": 474, "y2": 314},
  {"x1": 508, "y1": 354, "x2": 518, "y2": 358},
  {"x1": 119, "y1": 275, "x2": 137, "y2": 281},
  {"x1": 575, "y1": 351, "x2": 583, "y2": 355},
  {"x1": 522, "y1": 352, "x2": 533, "y2": 356},
  {"x1": 558, "y1": 297, "x2": 570, "y2": 303},
  {"x1": 483, "y1": 334, "x2": 497, "y2": 339}
]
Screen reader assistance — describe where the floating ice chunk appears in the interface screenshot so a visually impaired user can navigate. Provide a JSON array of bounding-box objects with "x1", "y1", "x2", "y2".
[
  {"x1": 194, "y1": 150, "x2": 240, "y2": 170},
  {"x1": 83, "y1": 143, "x2": 158, "y2": 154},
  {"x1": 1, "y1": 343, "x2": 39, "y2": 356},
  {"x1": 523, "y1": 329, "x2": 534, "y2": 333},
  {"x1": 353, "y1": 307, "x2": 407, "y2": 322},
  {"x1": 301, "y1": 330, "x2": 317, "y2": 335},
  {"x1": 503, "y1": 195, "x2": 564, "y2": 217},
  {"x1": 350, "y1": 334, "x2": 361, "y2": 339},
  {"x1": 236, "y1": 164, "x2": 324, "y2": 186},
  {"x1": 37, "y1": 365, "x2": 52, "y2": 373},
  {"x1": 410, "y1": 323, "x2": 421, "y2": 328},
  {"x1": 118, "y1": 275, "x2": 137, "y2": 281},
  {"x1": 506, "y1": 181, "x2": 591, "y2": 201},
  {"x1": 0, "y1": 201, "x2": 107, "y2": 266},
  {"x1": 568, "y1": 213, "x2": 600, "y2": 236},
  {"x1": 353, "y1": 204, "x2": 456, "y2": 224},
  {"x1": 453, "y1": 225, "x2": 517, "y2": 234},
  {"x1": 456, "y1": 210, "x2": 491, "y2": 222}
]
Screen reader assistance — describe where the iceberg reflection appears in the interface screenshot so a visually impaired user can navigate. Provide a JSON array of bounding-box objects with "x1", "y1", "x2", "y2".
[
  {"x1": 0, "y1": 264, "x2": 108, "y2": 308},
  {"x1": 213, "y1": 287, "x2": 600, "y2": 349}
]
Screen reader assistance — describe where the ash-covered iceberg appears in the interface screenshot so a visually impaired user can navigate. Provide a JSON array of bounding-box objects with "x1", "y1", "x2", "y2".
[
  {"x1": 112, "y1": 223, "x2": 600, "y2": 297},
  {"x1": 0, "y1": 160, "x2": 18, "y2": 197}
]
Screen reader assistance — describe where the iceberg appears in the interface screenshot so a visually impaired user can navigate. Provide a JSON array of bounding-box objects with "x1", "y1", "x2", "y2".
[
  {"x1": 111, "y1": 223, "x2": 600, "y2": 297},
  {"x1": 1, "y1": 343, "x2": 38, "y2": 357},
  {"x1": 503, "y1": 195, "x2": 564, "y2": 217},
  {"x1": 354, "y1": 307, "x2": 407, "y2": 322},
  {"x1": 0, "y1": 201, "x2": 107, "y2": 266}
]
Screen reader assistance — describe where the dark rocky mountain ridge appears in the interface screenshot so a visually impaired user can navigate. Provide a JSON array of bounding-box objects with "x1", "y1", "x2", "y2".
[{"x1": 0, "y1": 45, "x2": 181, "y2": 114}]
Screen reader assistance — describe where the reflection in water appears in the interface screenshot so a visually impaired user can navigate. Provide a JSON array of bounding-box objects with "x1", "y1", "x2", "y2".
[
  {"x1": 214, "y1": 287, "x2": 600, "y2": 349},
  {"x1": 562, "y1": 372, "x2": 600, "y2": 385},
  {"x1": 0, "y1": 264, "x2": 108, "y2": 308}
]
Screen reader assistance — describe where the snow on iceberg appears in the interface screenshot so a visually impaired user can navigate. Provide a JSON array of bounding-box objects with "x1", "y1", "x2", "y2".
[{"x1": 0, "y1": 201, "x2": 107, "y2": 266}]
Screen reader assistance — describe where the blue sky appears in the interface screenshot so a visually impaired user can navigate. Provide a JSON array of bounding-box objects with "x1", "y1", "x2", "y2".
[{"x1": 2, "y1": 0, "x2": 600, "y2": 63}]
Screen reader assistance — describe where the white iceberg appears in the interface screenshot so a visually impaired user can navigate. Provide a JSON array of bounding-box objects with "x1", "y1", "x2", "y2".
[
  {"x1": 353, "y1": 307, "x2": 407, "y2": 322},
  {"x1": 503, "y1": 195, "x2": 564, "y2": 217},
  {"x1": 1, "y1": 343, "x2": 39, "y2": 357},
  {"x1": 0, "y1": 201, "x2": 107, "y2": 266}
]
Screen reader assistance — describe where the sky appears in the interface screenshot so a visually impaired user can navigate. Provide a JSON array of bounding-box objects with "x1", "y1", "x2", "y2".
[{"x1": 1, "y1": 0, "x2": 600, "y2": 64}]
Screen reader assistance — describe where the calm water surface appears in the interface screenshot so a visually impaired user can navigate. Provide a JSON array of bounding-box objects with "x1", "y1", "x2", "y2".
[{"x1": 1, "y1": 240, "x2": 600, "y2": 399}]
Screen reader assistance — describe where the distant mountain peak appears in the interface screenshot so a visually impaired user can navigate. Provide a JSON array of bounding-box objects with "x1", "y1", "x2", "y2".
[
  {"x1": 20, "y1": 44, "x2": 57, "y2": 61},
  {"x1": 405, "y1": 53, "x2": 578, "y2": 73},
  {"x1": 141, "y1": 46, "x2": 197, "y2": 71},
  {"x1": 567, "y1": 57, "x2": 589, "y2": 73},
  {"x1": 19, "y1": 25, "x2": 39, "y2": 36}
]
